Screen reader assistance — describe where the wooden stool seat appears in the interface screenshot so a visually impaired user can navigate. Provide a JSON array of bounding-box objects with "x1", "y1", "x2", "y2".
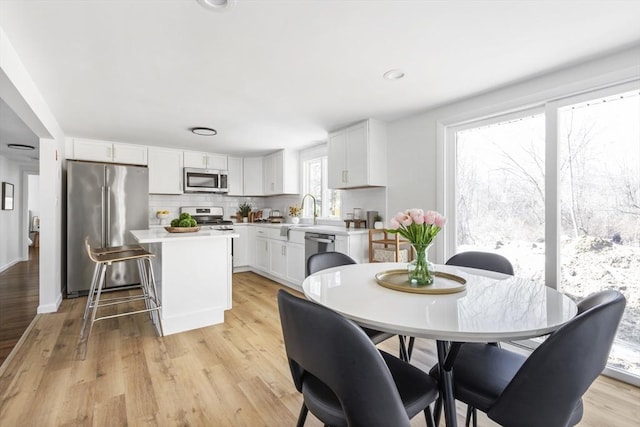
[
  {"x1": 80, "y1": 238, "x2": 163, "y2": 356},
  {"x1": 92, "y1": 248, "x2": 153, "y2": 263},
  {"x1": 92, "y1": 244, "x2": 145, "y2": 255}
]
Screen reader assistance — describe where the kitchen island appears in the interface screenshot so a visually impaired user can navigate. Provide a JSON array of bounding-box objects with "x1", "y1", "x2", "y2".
[{"x1": 130, "y1": 228, "x2": 238, "y2": 335}]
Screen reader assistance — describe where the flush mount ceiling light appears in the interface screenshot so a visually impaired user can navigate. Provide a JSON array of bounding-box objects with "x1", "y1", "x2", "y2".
[
  {"x1": 7, "y1": 143, "x2": 36, "y2": 150},
  {"x1": 191, "y1": 127, "x2": 218, "y2": 136},
  {"x1": 383, "y1": 69, "x2": 406, "y2": 80},
  {"x1": 196, "y1": 0, "x2": 234, "y2": 11}
]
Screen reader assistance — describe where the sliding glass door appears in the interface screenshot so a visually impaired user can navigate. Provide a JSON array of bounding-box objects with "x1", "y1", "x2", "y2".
[
  {"x1": 558, "y1": 89, "x2": 639, "y2": 377},
  {"x1": 448, "y1": 83, "x2": 640, "y2": 381}
]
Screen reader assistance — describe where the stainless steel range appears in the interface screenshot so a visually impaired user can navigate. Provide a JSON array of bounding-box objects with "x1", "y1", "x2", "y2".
[{"x1": 181, "y1": 206, "x2": 234, "y2": 230}]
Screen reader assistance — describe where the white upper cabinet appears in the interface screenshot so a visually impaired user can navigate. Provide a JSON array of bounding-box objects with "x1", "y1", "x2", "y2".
[
  {"x1": 243, "y1": 157, "x2": 264, "y2": 196},
  {"x1": 263, "y1": 149, "x2": 299, "y2": 195},
  {"x1": 183, "y1": 151, "x2": 228, "y2": 170},
  {"x1": 71, "y1": 138, "x2": 148, "y2": 165},
  {"x1": 148, "y1": 147, "x2": 183, "y2": 194},
  {"x1": 327, "y1": 119, "x2": 387, "y2": 189},
  {"x1": 227, "y1": 156, "x2": 244, "y2": 196}
]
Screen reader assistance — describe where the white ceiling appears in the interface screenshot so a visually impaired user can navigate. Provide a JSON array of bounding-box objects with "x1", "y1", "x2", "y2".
[
  {"x1": 1, "y1": 0, "x2": 640, "y2": 158},
  {"x1": 0, "y1": 98, "x2": 39, "y2": 164}
]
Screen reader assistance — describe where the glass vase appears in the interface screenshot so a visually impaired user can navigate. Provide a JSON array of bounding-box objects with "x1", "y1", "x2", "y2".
[{"x1": 408, "y1": 243, "x2": 434, "y2": 286}]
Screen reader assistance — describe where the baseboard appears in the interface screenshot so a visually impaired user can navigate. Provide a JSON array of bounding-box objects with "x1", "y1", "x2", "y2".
[
  {"x1": 0, "y1": 258, "x2": 21, "y2": 273},
  {"x1": 244, "y1": 268, "x2": 303, "y2": 292},
  {"x1": 37, "y1": 292, "x2": 63, "y2": 314}
]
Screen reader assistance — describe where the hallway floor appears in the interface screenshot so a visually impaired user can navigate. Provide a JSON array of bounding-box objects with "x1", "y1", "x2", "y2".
[{"x1": 0, "y1": 246, "x2": 39, "y2": 366}]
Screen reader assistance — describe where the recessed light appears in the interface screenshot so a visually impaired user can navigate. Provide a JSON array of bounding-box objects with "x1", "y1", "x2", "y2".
[
  {"x1": 196, "y1": 0, "x2": 234, "y2": 11},
  {"x1": 7, "y1": 143, "x2": 36, "y2": 150},
  {"x1": 191, "y1": 127, "x2": 218, "y2": 136},
  {"x1": 383, "y1": 69, "x2": 405, "y2": 80}
]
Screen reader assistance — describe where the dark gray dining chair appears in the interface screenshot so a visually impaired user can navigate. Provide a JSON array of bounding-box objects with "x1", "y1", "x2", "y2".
[
  {"x1": 408, "y1": 250, "x2": 516, "y2": 368},
  {"x1": 278, "y1": 290, "x2": 438, "y2": 427},
  {"x1": 306, "y1": 252, "x2": 412, "y2": 359},
  {"x1": 432, "y1": 290, "x2": 626, "y2": 427},
  {"x1": 445, "y1": 251, "x2": 514, "y2": 275}
]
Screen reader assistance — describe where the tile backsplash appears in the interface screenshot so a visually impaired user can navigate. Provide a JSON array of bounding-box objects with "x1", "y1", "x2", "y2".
[
  {"x1": 148, "y1": 187, "x2": 388, "y2": 226},
  {"x1": 149, "y1": 194, "x2": 266, "y2": 225}
]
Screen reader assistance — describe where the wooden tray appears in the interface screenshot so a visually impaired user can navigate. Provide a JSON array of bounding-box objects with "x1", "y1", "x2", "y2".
[
  {"x1": 374, "y1": 269, "x2": 466, "y2": 294},
  {"x1": 164, "y1": 226, "x2": 200, "y2": 233}
]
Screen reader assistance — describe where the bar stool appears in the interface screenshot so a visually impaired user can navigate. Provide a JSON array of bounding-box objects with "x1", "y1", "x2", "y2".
[{"x1": 79, "y1": 238, "x2": 163, "y2": 348}]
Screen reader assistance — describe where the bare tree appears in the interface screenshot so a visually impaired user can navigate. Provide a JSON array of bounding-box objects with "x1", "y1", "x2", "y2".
[{"x1": 560, "y1": 109, "x2": 597, "y2": 237}]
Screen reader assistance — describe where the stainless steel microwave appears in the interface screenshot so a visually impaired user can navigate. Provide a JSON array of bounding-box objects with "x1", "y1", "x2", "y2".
[{"x1": 183, "y1": 168, "x2": 228, "y2": 193}]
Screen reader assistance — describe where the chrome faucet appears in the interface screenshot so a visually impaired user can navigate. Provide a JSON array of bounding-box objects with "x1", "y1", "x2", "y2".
[{"x1": 301, "y1": 193, "x2": 318, "y2": 225}]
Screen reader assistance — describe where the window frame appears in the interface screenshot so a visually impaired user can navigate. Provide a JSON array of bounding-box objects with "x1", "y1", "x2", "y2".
[
  {"x1": 439, "y1": 80, "x2": 640, "y2": 386},
  {"x1": 299, "y1": 144, "x2": 341, "y2": 219}
]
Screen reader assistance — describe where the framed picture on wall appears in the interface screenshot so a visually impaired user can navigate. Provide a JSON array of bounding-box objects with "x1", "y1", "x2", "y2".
[{"x1": 2, "y1": 182, "x2": 14, "y2": 210}]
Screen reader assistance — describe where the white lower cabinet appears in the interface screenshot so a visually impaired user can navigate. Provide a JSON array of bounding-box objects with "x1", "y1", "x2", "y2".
[
  {"x1": 336, "y1": 234, "x2": 368, "y2": 264},
  {"x1": 233, "y1": 226, "x2": 248, "y2": 268},
  {"x1": 246, "y1": 226, "x2": 256, "y2": 267},
  {"x1": 255, "y1": 237, "x2": 269, "y2": 272},
  {"x1": 269, "y1": 240, "x2": 288, "y2": 279},
  {"x1": 335, "y1": 235, "x2": 349, "y2": 257},
  {"x1": 286, "y1": 242, "x2": 305, "y2": 284},
  {"x1": 243, "y1": 226, "x2": 366, "y2": 289}
]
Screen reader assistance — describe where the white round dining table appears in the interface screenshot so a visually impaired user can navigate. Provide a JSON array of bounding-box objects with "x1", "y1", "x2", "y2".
[{"x1": 301, "y1": 262, "x2": 578, "y2": 427}]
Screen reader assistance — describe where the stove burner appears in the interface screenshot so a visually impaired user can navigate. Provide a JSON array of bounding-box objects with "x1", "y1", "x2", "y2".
[{"x1": 180, "y1": 206, "x2": 234, "y2": 230}]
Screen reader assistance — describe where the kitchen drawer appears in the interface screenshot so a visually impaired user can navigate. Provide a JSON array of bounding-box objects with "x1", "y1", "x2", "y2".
[{"x1": 267, "y1": 227, "x2": 288, "y2": 240}]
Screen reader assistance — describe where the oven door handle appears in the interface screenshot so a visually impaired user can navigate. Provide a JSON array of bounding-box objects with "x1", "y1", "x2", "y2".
[{"x1": 305, "y1": 236, "x2": 334, "y2": 244}]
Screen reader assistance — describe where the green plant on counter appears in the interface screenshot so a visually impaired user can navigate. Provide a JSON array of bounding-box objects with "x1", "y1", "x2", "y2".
[
  {"x1": 238, "y1": 202, "x2": 252, "y2": 217},
  {"x1": 374, "y1": 214, "x2": 383, "y2": 222},
  {"x1": 170, "y1": 212, "x2": 197, "y2": 227}
]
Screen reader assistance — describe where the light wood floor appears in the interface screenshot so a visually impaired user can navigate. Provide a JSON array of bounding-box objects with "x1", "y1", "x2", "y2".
[
  {"x1": 0, "y1": 272, "x2": 638, "y2": 426},
  {"x1": 0, "y1": 246, "x2": 39, "y2": 366}
]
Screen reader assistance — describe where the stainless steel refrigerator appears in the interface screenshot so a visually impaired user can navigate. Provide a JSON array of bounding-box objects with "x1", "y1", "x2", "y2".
[{"x1": 66, "y1": 160, "x2": 149, "y2": 296}]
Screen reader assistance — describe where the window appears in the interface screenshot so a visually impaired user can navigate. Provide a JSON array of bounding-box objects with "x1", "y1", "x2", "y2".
[
  {"x1": 447, "y1": 83, "x2": 640, "y2": 382},
  {"x1": 558, "y1": 90, "x2": 639, "y2": 378},
  {"x1": 302, "y1": 156, "x2": 341, "y2": 218},
  {"x1": 454, "y1": 111, "x2": 545, "y2": 284}
]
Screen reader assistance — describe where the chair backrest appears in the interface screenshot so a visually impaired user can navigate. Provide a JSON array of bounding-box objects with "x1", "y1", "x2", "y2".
[
  {"x1": 488, "y1": 290, "x2": 626, "y2": 427},
  {"x1": 445, "y1": 251, "x2": 514, "y2": 275},
  {"x1": 306, "y1": 251, "x2": 357, "y2": 277},
  {"x1": 277, "y1": 290, "x2": 411, "y2": 427}
]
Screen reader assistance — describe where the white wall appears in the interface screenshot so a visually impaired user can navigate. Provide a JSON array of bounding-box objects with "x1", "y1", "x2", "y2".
[
  {"x1": 27, "y1": 173, "x2": 39, "y2": 213},
  {"x1": 1, "y1": 24, "x2": 66, "y2": 313},
  {"x1": 387, "y1": 44, "x2": 640, "y2": 262},
  {"x1": 0, "y1": 155, "x2": 21, "y2": 271}
]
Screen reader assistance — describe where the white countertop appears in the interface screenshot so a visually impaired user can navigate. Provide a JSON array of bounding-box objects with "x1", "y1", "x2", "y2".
[
  {"x1": 130, "y1": 228, "x2": 239, "y2": 243},
  {"x1": 233, "y1": 222, "x2": 369, "y2": 236}
]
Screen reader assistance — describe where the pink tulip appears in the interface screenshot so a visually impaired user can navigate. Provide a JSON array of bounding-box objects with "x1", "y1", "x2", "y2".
[
  {"x1": 434, "y1": 214, "x2": 447, "y2": 228},
  {"x1": 407, "y1": 208, "x2": 424, "y2": 217},
  {"x1": 411, "y1": 212, "x2": 424, "y2": 224},
  {"x1": 397, "y1": 213, "x2": 413, "y2": 227},
  {"x1": 424, "y1": 211, "x2": 436, "y2": 225},
  {"x1": 389, "y1": 217, "x2": 400, "y2": 229}
]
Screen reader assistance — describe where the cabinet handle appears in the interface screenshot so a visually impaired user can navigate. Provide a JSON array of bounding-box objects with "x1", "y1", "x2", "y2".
[
  {"x1": 109, "y1": 147, "x2": 114, "y2": 159},
  {"x1": 344, "y1": 170, "x2": 349, "y2": 183}
]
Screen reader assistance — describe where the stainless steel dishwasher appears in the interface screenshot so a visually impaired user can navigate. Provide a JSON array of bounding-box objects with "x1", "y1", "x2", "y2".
[{"x1": 304, "y1": 232, "x2": 336, "y2": 276}]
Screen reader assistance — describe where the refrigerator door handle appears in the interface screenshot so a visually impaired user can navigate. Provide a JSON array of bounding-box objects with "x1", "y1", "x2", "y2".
[
  {"x1": 101, "y1": 186, "x2": 106, "y2": 246},
  {"x1": 106, "y1": 186, "x2": 111, "y2": 246}
]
